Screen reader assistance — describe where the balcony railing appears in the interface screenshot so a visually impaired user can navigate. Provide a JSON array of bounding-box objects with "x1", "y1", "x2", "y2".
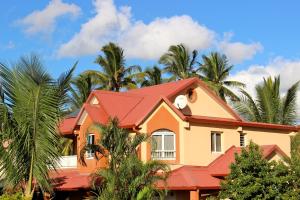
[
  {"x1": 56, "y1": 155, "x2": 77, "y2": 169},
  {"x1": 151, "y1": 150, "x2": 176, "y2": 160}
]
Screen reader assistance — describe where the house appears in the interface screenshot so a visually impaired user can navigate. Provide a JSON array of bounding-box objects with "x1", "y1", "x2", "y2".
[{"x1": 56, "y1": 77, "x2": 298, "y2": 200}]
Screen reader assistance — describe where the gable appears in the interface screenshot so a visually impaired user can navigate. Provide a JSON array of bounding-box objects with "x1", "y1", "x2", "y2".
[{"x1": 173, "y1": 85, "x2": 238, "y2": 119}]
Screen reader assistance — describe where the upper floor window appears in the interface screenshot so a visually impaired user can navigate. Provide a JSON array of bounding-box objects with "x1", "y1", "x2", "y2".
[
  {"x1": 151, "y1": 130, "x2": 176, "y2": 160},
  {"x1": 211, "y1": 132, "x2": 222, "y2": 152},
  {"x1": 240, "y1": 133, "x2": 246, "y2": 147},
  {"x1": 87, "y1": 134, "x2": 95, "y2": 158}
]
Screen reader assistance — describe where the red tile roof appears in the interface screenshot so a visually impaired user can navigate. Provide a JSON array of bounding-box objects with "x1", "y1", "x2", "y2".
[
  {"x1": 157, "y1": 145, "x2": 287, "y2": 190},
  {"x1": 59, "y1": 77, "x2": 298, "y2": 134},
  {"x1": 50, "y1": 169, "x2": 91, "y2": 191},
  {"x1": 208, "y1": 145, "x2": 288, "y2": 177},
  {"x1": 156, "y1": 166, "x2": 221, "y2": 190},
  {"x1": 51, "y1": 145, "x2": 287, "y2": 191},
  {"x1": 186, "y1": 115, "x2": 298, "y2": 131},
  {"x1": 59, "y1": 117, "x2": 77, "y2": 135}
]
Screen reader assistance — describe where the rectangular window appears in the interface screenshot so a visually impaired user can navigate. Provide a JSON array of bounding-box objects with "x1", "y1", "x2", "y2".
[
  {"x1": 240, "y1": 133, "x2": 246, "y2": 147},
  {"x1": 151, "y1": 130, "x2": 176, "y2": 160},
  {"x1": 87, "y1": 134, "x2": 95, "y2": 157},
  {"x1": 211, "y1": 132, "x2": 222, "y2": 152}
]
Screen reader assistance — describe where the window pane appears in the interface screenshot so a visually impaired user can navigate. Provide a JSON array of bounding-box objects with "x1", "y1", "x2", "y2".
[
  {"x1": 164, "y1": 135, "x2": 174, "y2": 150},
  {"x1": 152, "y1": 135, "x2": 162, "y2": 150},
  {"x1": 87, "y1": 135, "x2": 94, "y2": 145},
  {"x1": 216, "y1": 133, "x2": 221, "y2": 152},
  {"x1": 211, "y1": 133, "x2": 215, "y2": 152}
]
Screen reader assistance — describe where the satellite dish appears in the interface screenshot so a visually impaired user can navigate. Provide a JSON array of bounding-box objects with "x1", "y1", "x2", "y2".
[{"x1": 174, "y1": 95, "x2": 188, "y2": 109}]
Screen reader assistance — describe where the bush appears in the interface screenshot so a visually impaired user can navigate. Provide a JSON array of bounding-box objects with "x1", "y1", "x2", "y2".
[{"x1": 0, "y1": 193, "x2": 24, "y2": 200}]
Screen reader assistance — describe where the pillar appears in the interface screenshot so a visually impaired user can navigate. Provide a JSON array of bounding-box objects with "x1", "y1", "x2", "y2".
[{"x1": 190, "y1": 190, "x2": 199, "y2": 200}]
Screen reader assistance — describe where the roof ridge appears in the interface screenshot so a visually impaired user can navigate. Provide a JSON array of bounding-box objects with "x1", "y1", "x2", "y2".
[
  {"x1": 93, "y1": 90, "x2": 145, "y2": 98},
  {"x1": 127, "y1": 77, "x2": 197, "y2": 92},
  {"x1": 119, "y1": 96, "x2": 146, "y2": 123}
]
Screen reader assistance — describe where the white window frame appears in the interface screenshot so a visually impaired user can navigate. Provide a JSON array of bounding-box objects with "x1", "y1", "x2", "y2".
[
  {"x1": 151, "y1": 130, "x2": 176, "y2": 160},
  {"x1": 240, "y1": 133, "x2": 246, "y2": 147},
  {"x1": 211, "y1": 132, "x2": 222, "y2": 153},
  {"x1": 86, "y1": 134, "x2": 95, "y2": 158}
]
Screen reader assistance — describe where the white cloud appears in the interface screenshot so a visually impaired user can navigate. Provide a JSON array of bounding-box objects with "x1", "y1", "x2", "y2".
[
  {"x1": 120, "y1": 16, "x2": 214, "y2": 59},
  {"x1": 57, "y1": 0, "x2": 131, "y2": 57},
  {"x1": 219, "y1": 34, "x2": 263, "y2": 64},
  {"x1": 57, "y1": 0, "x2": 215, "y2": 59},
  {"x1": 17, "y1": 0, "x2": 81, "y2": 35},
  {"x1": 230, "y1": 57, "x2": 300, "y2": 114}
]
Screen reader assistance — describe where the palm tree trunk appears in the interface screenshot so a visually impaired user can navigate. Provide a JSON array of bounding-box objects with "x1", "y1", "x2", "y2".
[
  {"x1": 24, "y1": 86, "x2": 41, "y2": 200},
  {"x1": 24, "y1": 153, "x2": 34, "y2": 200}
]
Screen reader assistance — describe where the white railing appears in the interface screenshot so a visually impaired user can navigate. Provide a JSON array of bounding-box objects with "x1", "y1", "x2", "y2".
[
  {"x1": 56, "y1": 155, "x2": 77, "y2": 169},
  {"x1": 151, "y1": 150, "x2": 176, "y2": 160}
]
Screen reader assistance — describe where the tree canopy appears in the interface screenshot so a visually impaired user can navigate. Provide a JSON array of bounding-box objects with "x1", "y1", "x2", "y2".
[
  {"x1": 234, "y1": 76, "x2": 299, "y2": 125},
  {"x1": 0, "y1": 55, "x2": 75, "y2": 199},
  {"x1": 80, "y1": 118, "x2": 169, "y2": 200}
]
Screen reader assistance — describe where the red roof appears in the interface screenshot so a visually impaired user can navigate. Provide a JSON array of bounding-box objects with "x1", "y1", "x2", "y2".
[
  {"x1": 59, "y1": 117, "x2": 77, "y2": 135},
  {"x1": 51, "y1": 145, "x2": 287, "y2": 191},
  {"x1": 59, "y1": 77, "x2": 298, "y2": 134},
  {"x1": 50, "y1": 169, "x2": 90, "y2": 191},
  {"x1": 208, "y1": 145, "x2": 288, "y2": 177},
  {"x1": 156, "y1": 166, "x2": 221, "y2": 190},
  {"x1": 158, "y1": 145, "x2": 287, "y2": 190},
  {"x1": 186, "y1": 115, "x2": 298, "y2": 131}
]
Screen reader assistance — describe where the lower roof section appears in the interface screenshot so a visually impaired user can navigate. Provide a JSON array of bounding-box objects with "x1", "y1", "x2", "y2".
[
  {"x1": 51, "y1": 144, "x2": 285, "y2": 191},
  {"x1": 50, "y1": 169, "x2": 90, "y2": 191}
]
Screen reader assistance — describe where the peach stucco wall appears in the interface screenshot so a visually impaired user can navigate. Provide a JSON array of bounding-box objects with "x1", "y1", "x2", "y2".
[
  {"x1": 175, "y1": 86, "x2": 236, "y2": 119},
  {"x1": 183, "y1": 123, "x2": 240, "y2": 166},
  {"x1": 243, "y1": 127, "x2": 292, "y2": 157},
  {"x1": 140, "y1": 102, "x2": 293, "y2": 167},
  {"x1": 139, "y1": 102, "x2": 186, "y2": 169},
  {"x1": 77, "y1": 115, "x2": 107, "y2": 173}
]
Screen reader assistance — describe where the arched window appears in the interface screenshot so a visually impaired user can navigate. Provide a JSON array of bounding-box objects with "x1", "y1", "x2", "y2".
[{"x1": 151, "y1": 130, "x2": 176, "y2": 160}]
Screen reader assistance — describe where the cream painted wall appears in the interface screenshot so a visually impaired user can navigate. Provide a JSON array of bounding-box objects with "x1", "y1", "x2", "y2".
[
  {"x1": 243, "y1": 127, "x2": 292, "y2": 157},
  {"x1": 139, "y1": 102, "x2": 293, "y2": 167},
  {"x1": 183, "y1": 123, "x2": 240, "y2": 166},
  {"x1": 175, "y1": 87, "x2": 236, "y2": 119}
]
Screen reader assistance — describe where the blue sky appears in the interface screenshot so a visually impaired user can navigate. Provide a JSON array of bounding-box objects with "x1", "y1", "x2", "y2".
[{"x1": 1, "y1": 0, "x2": 300, "y2": 94}]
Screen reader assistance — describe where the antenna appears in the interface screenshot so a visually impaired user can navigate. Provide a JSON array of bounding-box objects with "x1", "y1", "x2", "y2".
[{"x1": 174, "y1": 95, "x2": 188, "y2": 109}]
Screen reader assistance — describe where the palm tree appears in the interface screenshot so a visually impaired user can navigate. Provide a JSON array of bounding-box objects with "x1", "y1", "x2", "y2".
[
  {"x1": 83, "y1": 42, "x2": 141, "y2": 92},
  {"x1": 0, "y1": 54, "x2": 74, "y2": 199},
  {"x1": 80, "y1": 118, "x2": 169, "y2": 200},
  {"x1": 159, "y1": 44, "x2": 200, "y2": 80},
  {"x1": 234, "y1": 76, "x2": 299, "y2": 125},
  {"x1": 200, "y1": 52, "x2": 245, "y2": 101},
  {"x1": 140, "y1": 66, "x2": 172, "y2": 87},
  {"x1": 60, "y1": 138, "x2": 74, "y2": 156},
  {"x1": 69, "y1": 73, "x2": 94, "y2": 111}
]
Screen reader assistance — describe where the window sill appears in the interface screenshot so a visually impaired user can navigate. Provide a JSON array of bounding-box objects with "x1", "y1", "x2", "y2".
[
  {"x1": 151, "y1": 158, "x2": 176, "y2": 161},
  {"x1": 211, "y1": 151, "x2": 223, "y2": 154}
]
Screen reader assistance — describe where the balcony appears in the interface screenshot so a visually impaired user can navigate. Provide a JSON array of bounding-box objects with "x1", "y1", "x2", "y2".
[{"x1": 56, "y1": 155, "x2": 77, "y2": 169}]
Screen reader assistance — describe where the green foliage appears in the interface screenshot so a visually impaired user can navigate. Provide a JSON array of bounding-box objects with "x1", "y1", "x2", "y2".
[
  {"x1": 159, "y1": 44, "x2": 200, "y2": 80},
  {"x1": 0, "y1": 192, "x2": 24, "y2": 200},
  {"x1": 200, "y1": 52, "x2": 245, "y2": 102},
  {"x1": 140, "y1": 66, "x2": 171, "y2": 87},
  {"x1": 60, "y1": 138, "x2": 74, "y2": 156},
  {"x1": 83, "y1": 42, "x2": 141, "y2": 92},
  {"x1": 281, "y1": 133, "x2": 300, "y2": 199},
  {"x1": 220, "y1": 141, "x2": 300, "y2": 200},
  {"x1": 234, "y1": 76, "x2": 299, "y2": 125},
  {"x1": 80, "y1": 118, "x2": 169, "y2": 200},
  {"x1": 69, "y1": 73, "x2": 94, "y2": 111},
  {"x1": 220, "y1": 142, "x2": 274, "y2": 200},
  {"x1": 0, "y1": 54, "x2": 75, "y2": 199}
]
